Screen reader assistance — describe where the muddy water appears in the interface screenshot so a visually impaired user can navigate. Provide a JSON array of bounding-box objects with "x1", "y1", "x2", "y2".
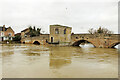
[
  {"x1": 0, "y1": 44, "x2": 2, "y2": 79},
  {"x1": 1, "y1": 44, "x2": 119, "y2": 78}
]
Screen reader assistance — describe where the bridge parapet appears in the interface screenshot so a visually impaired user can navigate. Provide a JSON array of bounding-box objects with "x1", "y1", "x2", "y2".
[
  {"x1": 21, "y1": 32, "x2": 120, "y2": 48},
  {"x1": 71, "y1": 34, "x2": 120, "y2": 40},
  {"x1": 21, "y1": 34, "x2": 49, "y2": 45},
  {"x1": 71, "y1": 34, "x2": 120, "y2": 48}
]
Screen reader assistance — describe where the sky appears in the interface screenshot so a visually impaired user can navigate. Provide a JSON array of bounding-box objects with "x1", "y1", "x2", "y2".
[{"x1": 0, "y1": 0, "x2": 119, "y2": 34}]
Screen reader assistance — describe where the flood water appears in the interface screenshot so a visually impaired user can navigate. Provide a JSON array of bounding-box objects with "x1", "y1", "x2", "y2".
[{"x1": 1, "y1": 44, "x2": 119, "y2": 78}]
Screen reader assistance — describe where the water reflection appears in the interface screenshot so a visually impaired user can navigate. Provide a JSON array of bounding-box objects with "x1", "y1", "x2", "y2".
[
  {"x1": 2, "y1": 52, "x2": 14, "y2": 57},
  {"x1": 0, "y1": 44, "x2": 2, "y2": 79},
  {"x1": 114, "y1": 44, "x2": 120, "y2": 49},
  {"x1": 79, "y1": 43, "x2": 94, "y2": 48},
  {"x1": 23, "y1": 51, "x2": 41, "y2": 56},
  {"x1": 2, "y1": 44, "x2": 118, "y2": 78},
  {"x1": 2, "y1": 44, "x2": 14, "y2": 57},
  {"x1": 49, "y1": 47, "x2": 72, "y2": 69}
]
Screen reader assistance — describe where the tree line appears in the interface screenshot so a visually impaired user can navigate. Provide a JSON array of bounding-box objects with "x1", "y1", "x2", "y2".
[
  {"x1": 29, "y1": 26, "x2": 41, "y2": 37},
  {"x1": 88, "y1": 27, "x2": 113, "y2": 35},
  {"x1": 13, "y1": 26, "x2": 42, "y2": 42}
]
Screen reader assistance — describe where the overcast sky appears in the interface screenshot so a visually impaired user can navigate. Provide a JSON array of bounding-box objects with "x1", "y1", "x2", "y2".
[{"x1": 0, "y1": 0, "x2": 119, "y2": 34}]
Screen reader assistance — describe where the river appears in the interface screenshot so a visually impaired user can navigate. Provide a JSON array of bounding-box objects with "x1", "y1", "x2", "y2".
[{"x1": 1, "y1": 44, "x2": 119, "y2": 78}]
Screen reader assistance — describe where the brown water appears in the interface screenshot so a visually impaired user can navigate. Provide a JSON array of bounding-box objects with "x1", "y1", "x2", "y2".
[{"x1": 1, "y1": 44, "x2": 119, "y2": 78}]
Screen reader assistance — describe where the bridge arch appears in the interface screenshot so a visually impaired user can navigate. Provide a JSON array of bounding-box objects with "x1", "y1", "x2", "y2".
[
  {"x1": 72, "y1": 40, "x2": 96, "y2": 47},
  {"x1": 109, "y1": 42, "x2": 120, "y2": 48},
  {"x1": 33, "y1": 41, "x2": 40, "y2": 45}
]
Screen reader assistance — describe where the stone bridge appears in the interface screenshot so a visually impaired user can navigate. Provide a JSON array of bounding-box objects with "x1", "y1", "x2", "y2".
[
  {"x1": 21, "y1": 24, "x2": 120, "y2": 48},
  {"x1": 21, "y1": 34, "x2": 120, "y2": 48},
  {"x1": 71, "y1": 34, "x2": 120, "y2": 48},
  {"x1": 21, "y1": 34, "x2": 49, "y2": 45}
]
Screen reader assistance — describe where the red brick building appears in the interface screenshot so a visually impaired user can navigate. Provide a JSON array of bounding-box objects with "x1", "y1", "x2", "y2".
[{"x1": 0, "y1": 25, "x2": 15, "y2": 41}]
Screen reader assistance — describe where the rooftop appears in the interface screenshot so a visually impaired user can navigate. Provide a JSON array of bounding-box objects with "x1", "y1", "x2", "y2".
[
  {"x1": 15, "y1": 33, "x2": 21, "y2": 36},
  {"x1": 21, "y1": 28, "x2": 29, "y2": 32},
  {"x1": 50, "y1": 24, "x2": 72, "y2": 28}
]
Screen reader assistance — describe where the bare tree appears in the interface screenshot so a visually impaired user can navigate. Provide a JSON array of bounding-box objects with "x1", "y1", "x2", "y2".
[
  {"x1": 88, "y1": 27, "x2": 113, "y2": 35},
  {"x1": 88, "y1": 28, "x2": 94, "y2": 34}
]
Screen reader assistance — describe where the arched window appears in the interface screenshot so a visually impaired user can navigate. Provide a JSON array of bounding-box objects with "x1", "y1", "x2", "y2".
[
  {"x1": 55, "y1": 28, "x2": 59, "y2": 34},
  {"x1": 64, "y1": 29, "x2": 66, "y2": 34}
]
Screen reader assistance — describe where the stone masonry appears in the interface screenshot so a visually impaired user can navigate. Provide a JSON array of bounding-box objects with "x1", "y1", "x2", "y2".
[{"x1": 21, "y1": 24, "x2": 120, "y2": 48}]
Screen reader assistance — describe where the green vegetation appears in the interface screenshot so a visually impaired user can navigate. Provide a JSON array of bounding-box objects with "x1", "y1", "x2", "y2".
[
  {"x1": 29, "y1": 26, "x2": 41, "y2": 37},
  {"x1": 13, "y1": 35, "x2": 21, "y2": 43}
]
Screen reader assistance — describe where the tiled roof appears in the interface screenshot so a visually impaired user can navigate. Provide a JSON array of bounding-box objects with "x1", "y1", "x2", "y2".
[
  {"x1": 21, "y1": 28, "x2": 29, "y2": 32},
  {"x1": 50, "y1": 24, "x2": 72, "y2": 28}
]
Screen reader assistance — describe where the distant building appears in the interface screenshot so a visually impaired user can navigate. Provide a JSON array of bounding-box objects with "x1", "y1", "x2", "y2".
[
  {"x1": 21, "y1": 28, "x2": 30, "y2": 38},
  {"x1": 49, "y1": 24, "x2": 72, "y2": 45},
  {"x1": 20, "y1": 24, "x2": 72, "y2": 45},
  {"x1": 0, "y1": 25, "x2": 15, "y2": 41}
]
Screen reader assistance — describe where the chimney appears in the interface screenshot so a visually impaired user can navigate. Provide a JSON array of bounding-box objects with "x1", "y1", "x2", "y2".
[{"x1": 3, "y1": 25, "x2": 5, "y2": 31}]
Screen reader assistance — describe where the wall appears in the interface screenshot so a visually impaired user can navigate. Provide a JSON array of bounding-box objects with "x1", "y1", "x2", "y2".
[
  {"x1": 71, "y1": 34, "x2": 120, "y2": 48},
  {"x1": 21, "y1": 34, "x2": 49, "y2": 45},
  {"x1": 20, "y1": 24, "x2": 120, "y2": 48},
  {"x1": 4, "y1": 27, "x2": 14, "y2": 37},
  {"x1": 21, "y1": 29, "x2": 30, "y2": 38},
  {"x1": 49, "y1": 25, "x2": 72, "y2": 45}
]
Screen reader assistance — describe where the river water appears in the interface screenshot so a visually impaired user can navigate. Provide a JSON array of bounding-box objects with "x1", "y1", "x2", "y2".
[{"x1": 1, "y1": 44, "x2": 119, "y2": 78}]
